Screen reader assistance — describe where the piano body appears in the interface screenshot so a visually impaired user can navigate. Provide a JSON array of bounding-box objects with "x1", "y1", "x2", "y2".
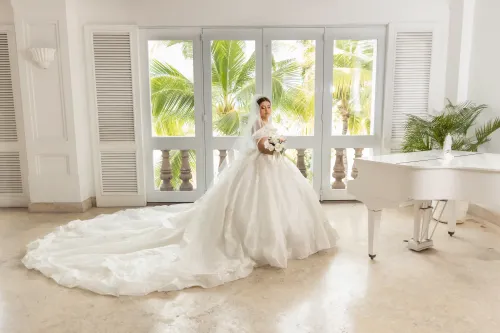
[{"x1": 347, "y1": 150, "x2": 500, "y2": 259}]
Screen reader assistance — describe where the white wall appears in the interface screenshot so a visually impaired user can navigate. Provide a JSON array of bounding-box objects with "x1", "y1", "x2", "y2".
[
  {"x1": 0, "y1": 0, "x2": 13, "y2": 23},
  {"x1": 445, "y1": 0, "x2": 475, "y2": 103},
  {"x1": 66, "y1": 0, "x2": 94, "y2": 200},
  {"x1": 468, "y1": 0, "x2": 500, "y2": 213},
  {"x1": 77, "y1": 0, "x2": 450, "y2": 26},
  {"x1": 468, "y1": 0, "x2": 500, "y2": 153},
  {"x1": 11, "y1": 0, "x2": 95, "y2": 204}
]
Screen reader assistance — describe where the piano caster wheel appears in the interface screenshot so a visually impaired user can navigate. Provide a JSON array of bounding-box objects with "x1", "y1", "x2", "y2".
[
  {"x1": 369, "y1": 254, "x2": 376, "y2": 260},
  {"x1": 448, "y1": 231, "x2": 455, "y2": 237}
]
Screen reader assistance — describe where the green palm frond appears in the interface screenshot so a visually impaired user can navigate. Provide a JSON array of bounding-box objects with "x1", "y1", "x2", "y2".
[
  {"x1": 162, "y1": 40, "x2": 193, "y2": 59},
  {"x1": 471, "y1": 118, "x2": 500, "y2": 151},
  {"x1": 271, "y1": 59, "x2": 302, "y2": 108},
  {"x1": 150, "y1": 59, "x2": 195, "y2": 136},
  {"x1": 214, "y1": 110, "x2": 241, "y2": 136},
  {"x1": 401, "y1": 100, "x2": 500, "y2": 153}
]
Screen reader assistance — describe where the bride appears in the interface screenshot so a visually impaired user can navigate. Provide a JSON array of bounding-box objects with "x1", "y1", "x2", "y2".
[{"x1": 22, "y1": 95, "x2": 338, "y2": 296}]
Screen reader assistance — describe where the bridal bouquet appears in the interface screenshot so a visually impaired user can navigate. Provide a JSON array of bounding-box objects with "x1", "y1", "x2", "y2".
[{"x1": 264, "y1": 135, "x2": 287, "y2": 155}]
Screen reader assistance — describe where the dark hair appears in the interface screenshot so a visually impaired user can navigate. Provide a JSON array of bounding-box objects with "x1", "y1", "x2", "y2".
[{"x1": 256, "y1": 96, "x2": 271, "y2": 106}]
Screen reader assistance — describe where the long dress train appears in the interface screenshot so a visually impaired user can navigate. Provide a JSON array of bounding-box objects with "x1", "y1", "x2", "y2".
[{"x1": 22, "y1": 124, "x2": 338, "y2": 296}]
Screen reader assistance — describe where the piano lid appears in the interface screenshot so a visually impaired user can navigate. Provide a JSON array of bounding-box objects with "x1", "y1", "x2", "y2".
[
  {"x1": 402, "y1": 153, "x2": 500, "y2": 172},
  {"x1": 358, "y1": 150, "x2": 479, "y2": 165},
  {"x1": 357, "y1": 150, "x2": 500, "y2": 172}
]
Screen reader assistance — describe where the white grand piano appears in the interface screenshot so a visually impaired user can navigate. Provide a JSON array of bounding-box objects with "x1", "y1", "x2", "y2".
[{"x1": 347, "y1": 150, "x2": 500, "y2": 259}]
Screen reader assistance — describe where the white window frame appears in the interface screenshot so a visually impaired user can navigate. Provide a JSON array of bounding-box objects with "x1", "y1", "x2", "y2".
[
  {"x1": 320, "y1": 26, "x2": 387, "y2": 200},
  {"x1": 139, "y1": 28, "x2": 206, "y2": 202},
  {"x1": 201, "y1": 28, "x2": 263, "y2": 187},
  {"x1": 263, "y1": 28, "x2": 325, "y2": 194}
]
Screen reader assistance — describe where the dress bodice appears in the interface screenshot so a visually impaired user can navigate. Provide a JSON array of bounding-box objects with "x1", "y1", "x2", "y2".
[{"x1": 252, "y1": 123, "x2": 277, "y2": 142}]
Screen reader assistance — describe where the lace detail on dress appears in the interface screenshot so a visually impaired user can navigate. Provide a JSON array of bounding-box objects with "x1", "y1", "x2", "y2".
[{"x1": 252, "y1": 123, "x2": 277, "y2": 143}]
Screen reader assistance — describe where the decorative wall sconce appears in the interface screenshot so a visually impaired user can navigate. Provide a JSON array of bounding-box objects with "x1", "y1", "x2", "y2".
[{"x1": 29, "y1": 48, "x2": 56, "y2": 69}]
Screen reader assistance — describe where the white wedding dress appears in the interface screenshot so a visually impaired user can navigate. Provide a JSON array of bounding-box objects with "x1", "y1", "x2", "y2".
[{"x1": 22, "y1": 123, "x2": 338, "y2": 296}]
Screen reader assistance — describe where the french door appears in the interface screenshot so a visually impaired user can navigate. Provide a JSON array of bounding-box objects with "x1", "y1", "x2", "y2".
[
  {"x1": 140, "y1": 27, "x2": 386, "y2": 203},
  {"x1": 320, "y1": 27, "x2": 386, "y2": 200}
]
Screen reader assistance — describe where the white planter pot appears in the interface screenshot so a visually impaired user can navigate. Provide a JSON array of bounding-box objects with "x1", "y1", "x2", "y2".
[{"x1": 432, "y1": 200, "x2": 468, "y2": 224}]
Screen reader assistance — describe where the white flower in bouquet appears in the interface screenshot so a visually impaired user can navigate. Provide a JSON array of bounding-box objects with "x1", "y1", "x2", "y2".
[
  {"x1": 270, "y1": 136, "x2": 280, "y2": 145},
  {"x1": 264, "y1": 140, "x2": 275, "y2": 151},
  {"x1": 274, "y1": 143, "x2": 283, "y2": 152}
]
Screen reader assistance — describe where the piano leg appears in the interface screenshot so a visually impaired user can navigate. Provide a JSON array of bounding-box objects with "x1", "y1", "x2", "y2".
[
  {"x1": 412, "y1": 201, "x2": 422, "y2": 241},
  {"x1": 407, "y1": 200, "x2": 434, "y2": 252},
  {"x1": 448, "y1": 200, "x2": 457, "y2": 236},
  {"x1": 367, "y1": 209, "x2": 381, "y2": 259}
]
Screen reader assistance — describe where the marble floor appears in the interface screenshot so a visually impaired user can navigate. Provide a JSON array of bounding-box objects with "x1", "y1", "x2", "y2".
[{"x1": 1, "y1": 203, "x2": 500, "y2": 333}]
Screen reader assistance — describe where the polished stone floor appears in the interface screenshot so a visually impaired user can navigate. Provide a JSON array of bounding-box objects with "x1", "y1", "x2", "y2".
[{"x1": 1, "y1": 202, "x2": 500, "y2": 333}]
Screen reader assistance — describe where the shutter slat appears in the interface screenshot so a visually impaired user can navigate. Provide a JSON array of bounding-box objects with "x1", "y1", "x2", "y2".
[
  {"x1": 100, "y1": 151, "x2": 138, "y2": 194},
  {"x1": 0, "y1": 152, "x2": 22, "y2": 194},
  {"x1": 390, "y1": 31, "x2": 433, "y2": 141},
  {"x1": 0, "y1": 33, "x2": 17, "y2": 143},
  {"x1": 92, "y1": 32, "x2": 135, "y2": 143},
  {"x1": 93, "y1": 31, "x2": 139, "y2": 197}
]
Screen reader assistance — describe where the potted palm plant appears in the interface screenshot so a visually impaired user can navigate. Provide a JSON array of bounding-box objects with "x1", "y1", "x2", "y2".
[{"x1": 401, "y1": 100, "x2": 500, "y2": 223}]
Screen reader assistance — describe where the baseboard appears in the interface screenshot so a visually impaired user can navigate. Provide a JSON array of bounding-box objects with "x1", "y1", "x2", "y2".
[
  {"x1": 0, "y1": 195, "x2": 29, "y2": 208},
  {"x1": 28, "y1": 197, "x2": 94, "y2": 213},
  {"x1": 468, "y1": 203, "x2": 500, "y2": 228}
]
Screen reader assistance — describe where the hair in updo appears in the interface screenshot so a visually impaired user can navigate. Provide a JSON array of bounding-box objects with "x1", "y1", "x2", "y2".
[{"x1": 256, "y1": 96, "x2": 271, "y2": 106}]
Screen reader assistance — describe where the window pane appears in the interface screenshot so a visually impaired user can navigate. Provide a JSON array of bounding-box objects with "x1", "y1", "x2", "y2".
[
  {"x1": 148, "y1": 40, "x2": 195, "y2": 137},
  {"x1": 211, "y1": 40, "x2": 256, "y2": 137},
  {"x1": 271, "y1": 40, "x2": 315, "y2": 136},
  {"x1": 331, "y1": 39, "x2": 377, "y2": 136}
]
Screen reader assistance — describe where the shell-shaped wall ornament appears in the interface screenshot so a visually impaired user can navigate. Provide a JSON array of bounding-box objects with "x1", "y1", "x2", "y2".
[{"x1": 29, "y1": 48, "x2": 56, "y2": 69}]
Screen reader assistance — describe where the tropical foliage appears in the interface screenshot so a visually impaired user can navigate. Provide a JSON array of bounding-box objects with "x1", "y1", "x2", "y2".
[
  {"x1": 402, "y1": 100, "x2": 500, "y2": 152},
  {"x1": 149, "y1": 38, "x2": 376, "y2": 188}
]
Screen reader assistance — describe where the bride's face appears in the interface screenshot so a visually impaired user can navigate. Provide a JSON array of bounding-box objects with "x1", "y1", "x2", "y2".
[{"x1": 259, "y1": 101, "x2": 272, "y2": 121}]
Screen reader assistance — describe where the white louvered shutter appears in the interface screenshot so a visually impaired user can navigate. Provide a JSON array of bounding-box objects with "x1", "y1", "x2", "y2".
[
  {"x1": 384, "y1": 24, "x2": 438, "y2": 153},
  {"x1": 0, "y1": 29, "x2": 27, "y2": 206},
  {"x1": 87, "y1": 27, "x2": 145, "y2": 207}
]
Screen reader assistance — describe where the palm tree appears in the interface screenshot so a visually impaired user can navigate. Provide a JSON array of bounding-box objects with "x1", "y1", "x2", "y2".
[
  {"x1": 329, "y1": 40, "x2": 374, "y2": 176},
  {"x1": 150, "y1": 60, "x2": 195, "y2": 136},
  {"x1": 150, "y1": 40, "x2": 303, "y2": 187},
  {"x1": 332, "y1": 39, "x2": 374, "y2": 136},
  {"x1": 270, "y1": 40, "x2": 315, "y2": 135}
]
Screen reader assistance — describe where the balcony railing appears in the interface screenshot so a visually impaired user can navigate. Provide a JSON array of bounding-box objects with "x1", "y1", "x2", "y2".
[
  {"x1": 159, "y1": 148, "x2": 366, "y2": 192},
  {"x1": 159, "y1": 149, "x2": 310, "y2": 191}
]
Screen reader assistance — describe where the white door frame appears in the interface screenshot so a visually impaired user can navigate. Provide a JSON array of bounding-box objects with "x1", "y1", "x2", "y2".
[
  {"x1": 139, "y1": 26, "x2": 387, "y2": 203},
  {"x1": 320, "y1": 26, "x2": 386, "y2": 200},
  {"x1": 263, "y1": 28, "x2": 325, "y2": 194},
  {"x1": 139, "y1": 28, "x2": 206, "y2": 202}
]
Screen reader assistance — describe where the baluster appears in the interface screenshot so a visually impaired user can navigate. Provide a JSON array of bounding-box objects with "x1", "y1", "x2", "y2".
[
  {"x1": 351, "y1": 148, "x2": 364, "y2": 179},
  {"x1": 218, "y1": 149, "x2": 227, "y2": 173},
  {"x1": 296, "y1": 149, "x2": 307, "y2": 178},
  {"x1": 160, "y1": 150, "x2": 173, "y2": 191},
  {"x1": 332, "y1": 148, "x2": 346, "y2": 189},
  {"x1": 179, "y1": 150, "x2": 194, "y2": 191}
]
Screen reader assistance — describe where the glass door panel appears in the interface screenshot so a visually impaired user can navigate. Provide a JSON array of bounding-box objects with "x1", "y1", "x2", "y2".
[
  {"x1": 321, "y1": 27, "x2": 386, "y2": 200},
  {"x1": 271, "y1": 40, "x2": 316, "y2": 136},
  {"x1": 140, "y1": 29, "x2": 206, "y2": 203},
  {"x1": 202, "y1": 29, "x2": 263, "y2": 186}
]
